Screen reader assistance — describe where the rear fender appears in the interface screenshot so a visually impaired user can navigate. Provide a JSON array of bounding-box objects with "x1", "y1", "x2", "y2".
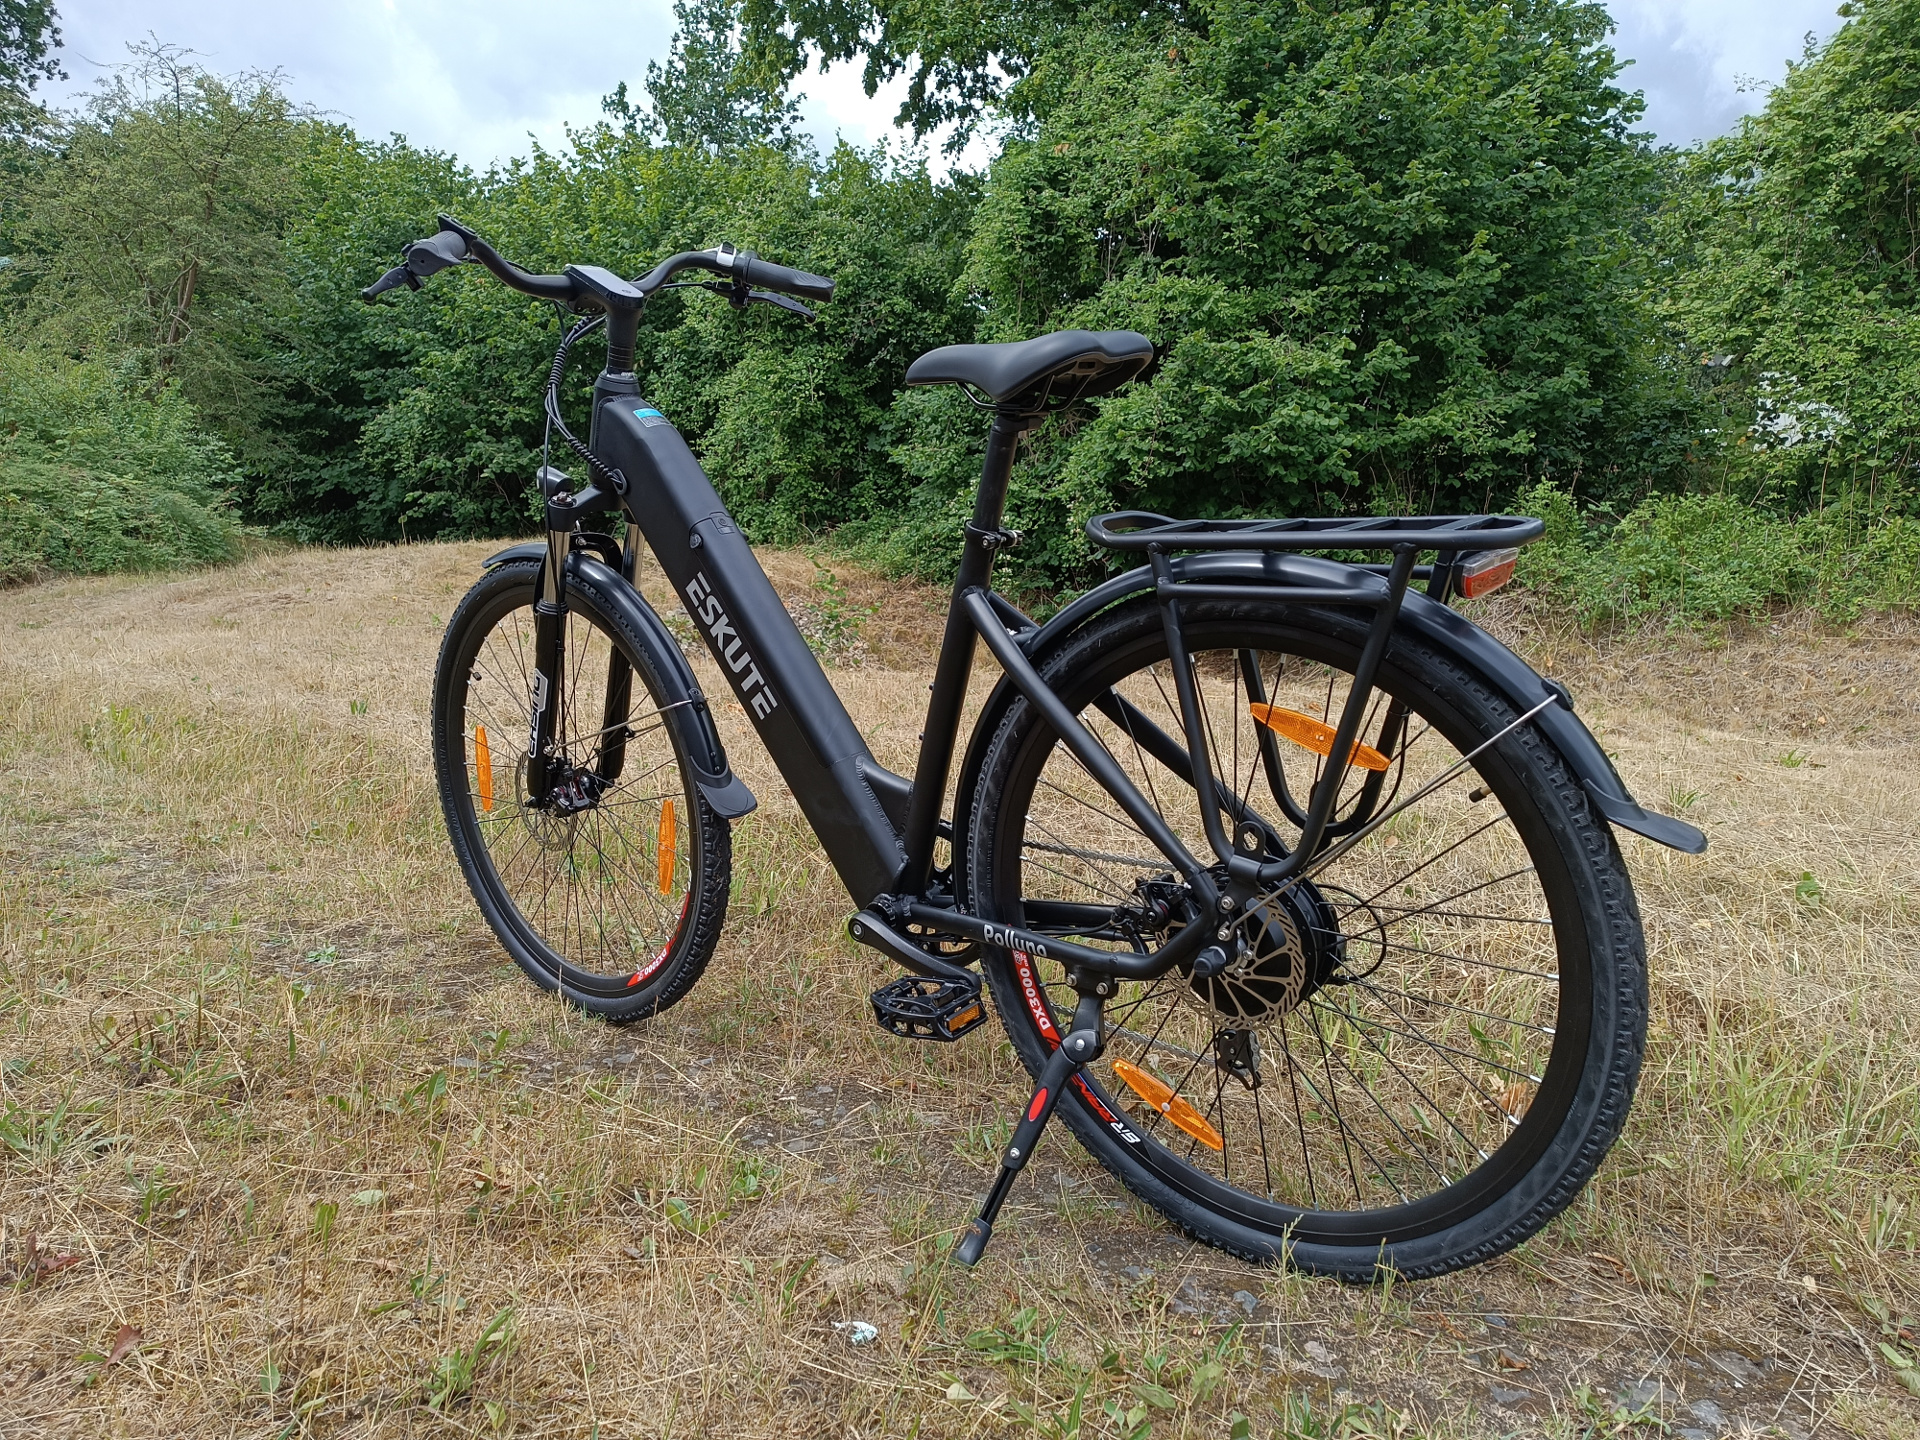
[
  {"x1": 482, "y1": 541, "x2": 756, "y2": 819},
  {"x1": 952, "y1": 552, "x2": 1703, "y2": 861}
]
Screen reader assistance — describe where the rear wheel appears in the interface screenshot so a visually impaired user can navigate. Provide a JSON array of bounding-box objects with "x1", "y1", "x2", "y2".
[
  {"x1": 964, "y1": 597, "x2": 1646, "y2": 1279},
  {"x1": 431, "y1": 560, "x2": 730, "y2": 1022}
]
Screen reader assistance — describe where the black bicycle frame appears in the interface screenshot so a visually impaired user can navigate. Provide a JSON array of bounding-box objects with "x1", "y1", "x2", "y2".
[
  {"x1": 540, "y1": 376, "x2": 1570, "y2": 989},
  {"x1": 570, "y1": 386, "x2": 1049, "y2": 889}
]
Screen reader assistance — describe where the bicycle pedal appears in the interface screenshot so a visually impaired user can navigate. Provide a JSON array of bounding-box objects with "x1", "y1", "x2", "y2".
[{"x1": 869, "y1": 976, "x2": 988, "y2": 1043}]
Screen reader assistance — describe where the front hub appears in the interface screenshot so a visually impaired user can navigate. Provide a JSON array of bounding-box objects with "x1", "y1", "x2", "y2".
[{"x1": 514, "y1": 756, "x2": 609, "y2": 850}]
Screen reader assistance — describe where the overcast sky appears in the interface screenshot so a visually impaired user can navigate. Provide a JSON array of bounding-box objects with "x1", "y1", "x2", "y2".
[{"x1": 40, "y1": 0, "x2": 1845, "y2": 169}]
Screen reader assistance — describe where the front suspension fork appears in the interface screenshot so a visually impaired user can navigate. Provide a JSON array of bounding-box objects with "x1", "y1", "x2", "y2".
[
  {"x1": 594, "y1": 520, "x2": 644, "y2": 785},
  {"x1": 526, "y1": 523, "x2": 571, "y2": 802}
]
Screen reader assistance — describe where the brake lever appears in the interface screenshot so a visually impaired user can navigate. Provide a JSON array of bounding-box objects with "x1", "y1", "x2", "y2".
[
  {"x1": 359, "y1": 263, "x2": 421, "y2": 304},
  {"x1": 746, "y1": 289, "x2": 816, "y2": 320}
]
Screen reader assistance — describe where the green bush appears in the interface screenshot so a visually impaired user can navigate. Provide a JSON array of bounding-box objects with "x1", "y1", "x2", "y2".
[
  {"x1": 1651, "y1": 0, "x2": 1920, "y2": 515},
  {"x1": 1515, "y1": 481, "x2": 1920, "y2": 625},
  {"x1": 0, "y1": 347, "x2": 243, "y2": 580}
]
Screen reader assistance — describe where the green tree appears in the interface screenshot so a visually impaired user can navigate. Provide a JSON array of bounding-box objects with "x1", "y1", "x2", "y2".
[
  {"x1": 872, "y1": 0, "x2": 1698, "y2": 587},
  {"x1": 0, "y1": 0, "x2": 61, "y2": 95},
  {"x1": 0, "y1": 0, "x2": 61, "y2": 260},
  {"x1": 6, "y1": 45, "x2": 315, "y2": 459},
  {"x1": 246, "y1": 131, "x2": 479, "y2": 541},
  {"x1": 736, "y1": 0, "x2": 1183, "y2": 140},
  {"x1": 1653, "y1": 0, "x2": 1920, "y2": 514},
  {"x1": 331, "y1": 128, "x2": 973, "y2": 544},
  {"x1": 254, "y1": 0, "x2": 974, "y2": 545},
  {"x1": 606, "y1": 0, "x2": 803, "y2": 150}
]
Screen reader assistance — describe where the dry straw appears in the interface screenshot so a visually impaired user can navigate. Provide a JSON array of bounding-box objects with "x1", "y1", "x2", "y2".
[{"x1": 0, "y1": 545, "x2": 1915, "y2": 1438}]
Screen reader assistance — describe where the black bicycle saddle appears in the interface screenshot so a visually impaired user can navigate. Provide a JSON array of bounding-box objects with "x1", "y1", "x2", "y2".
[{"x1": 905, "y1": 329, "x2": 1154, "y2": 407}]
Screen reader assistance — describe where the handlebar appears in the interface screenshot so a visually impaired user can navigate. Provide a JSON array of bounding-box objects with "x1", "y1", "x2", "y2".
[{"x1": 360, "y1": 215, "x2": 835, "y2": 312}]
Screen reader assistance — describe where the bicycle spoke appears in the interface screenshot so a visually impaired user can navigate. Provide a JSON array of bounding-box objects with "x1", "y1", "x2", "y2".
[
  {"x1": 1020, "y1": 837, "x2": 1167, "y2": 871},
  {"x1": 984, "y1": 610, "x2": 1601, "y2": 1253},
  {"x1": 1348, "y1": 977, "x2": 1556, "y2": 1035},
  {"x1": 1309, "y1": 997, "x2": 1543, "y2": 1082}
]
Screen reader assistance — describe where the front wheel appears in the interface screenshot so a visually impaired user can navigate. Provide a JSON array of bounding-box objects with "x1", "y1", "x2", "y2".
[
  {"x1": 963, "y1": 597, "x2": 1647, "y2": 1279},
  {"x1": 431, "y1": 559, "x2": 730, "y2": 1022}
]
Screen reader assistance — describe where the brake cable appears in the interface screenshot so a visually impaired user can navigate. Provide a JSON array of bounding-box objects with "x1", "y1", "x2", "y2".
[{"x1": 540, "y1": 312, "x2": 628, "y2": 497}]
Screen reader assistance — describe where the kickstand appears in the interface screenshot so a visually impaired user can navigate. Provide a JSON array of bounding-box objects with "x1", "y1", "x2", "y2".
[{"x1": 954, "y1": 991, "x2": 1104, "y2": 1266}]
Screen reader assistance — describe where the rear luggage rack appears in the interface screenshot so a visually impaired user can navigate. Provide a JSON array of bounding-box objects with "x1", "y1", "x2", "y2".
[{"x1": 1086, "y1": 510, "x2": 1544, "y2": 554}]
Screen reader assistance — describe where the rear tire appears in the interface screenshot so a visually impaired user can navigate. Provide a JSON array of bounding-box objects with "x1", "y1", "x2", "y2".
[
  {"x1": 432, "y1": 560, "x2": 730, "y2": 1023},
  {"x1": 963, "y1": 597, "x2": 1646, "y2": 1279}
]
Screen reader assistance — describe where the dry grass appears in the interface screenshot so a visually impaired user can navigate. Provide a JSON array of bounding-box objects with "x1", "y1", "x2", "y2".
[{"x1": 0, "y1": 543, "x2": 1916, "y2": 1440}]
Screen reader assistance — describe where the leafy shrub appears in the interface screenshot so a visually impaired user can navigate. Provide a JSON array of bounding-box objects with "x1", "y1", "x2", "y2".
[
  {"x1": 1652, "y1": 0, "x2": 1920, "y2": 515},
  {"x1": 0, "y1": 347, "x2": 243, "y2": 580},
  {"x1": 1515, "y1": 480, "x2": 1920, "y2": 625},
  {"x1": 860, "y1": 0, "x2": 1702, "y2": 591}
]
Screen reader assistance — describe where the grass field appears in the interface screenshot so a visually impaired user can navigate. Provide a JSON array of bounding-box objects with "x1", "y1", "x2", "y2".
[{"x1": 1, "y1": 543, "x2": 1917, "y2": 1439}]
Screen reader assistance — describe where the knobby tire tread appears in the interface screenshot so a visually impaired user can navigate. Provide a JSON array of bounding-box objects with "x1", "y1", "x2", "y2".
[
  {"x1": 964, "y1": 596, "x2": 1647, "y2": 1280},
  {"x1": 432, "y1": 561, "x2": 730, "y2": 1025}
]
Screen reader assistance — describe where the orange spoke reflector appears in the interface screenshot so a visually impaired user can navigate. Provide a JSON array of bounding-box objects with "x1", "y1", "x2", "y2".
[
  {"x1": 473, "y1": 725, "x2": 494, "y2": 812},
  {"x1": 1110, "y1": 1058, "x2": 1224, "y2": 1151},
  {"x1": 656, "y1": 798, "x2": 676, "y2": 893},
  {"x1": 1248, "y1": 703, "x2": 1391, "y2": 773}
]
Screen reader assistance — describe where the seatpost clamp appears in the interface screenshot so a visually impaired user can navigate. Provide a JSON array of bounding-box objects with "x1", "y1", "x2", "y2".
[{"x1": 964, "y1": 521, "x2": 1024, "y2": 552}]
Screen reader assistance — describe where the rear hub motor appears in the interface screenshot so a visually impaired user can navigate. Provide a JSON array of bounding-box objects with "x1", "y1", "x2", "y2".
[{"x1": 1189, "y1": 879, "x2": 1345, "y2": 1024}]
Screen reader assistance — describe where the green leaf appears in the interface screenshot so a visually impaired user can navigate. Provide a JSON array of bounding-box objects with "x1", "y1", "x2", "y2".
[{"x1": 1131, "y1": 1380, "x2": 1177, "y2": 1410}]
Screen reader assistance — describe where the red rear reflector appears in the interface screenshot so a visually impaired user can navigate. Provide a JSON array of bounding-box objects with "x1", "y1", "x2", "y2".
[
  {"x1": 1458, "y1": 548, "x2": 1519, "y2": 599},
  {"x1": 1027, "y1": 1089, "x2": 1049, "y2": 1122}
]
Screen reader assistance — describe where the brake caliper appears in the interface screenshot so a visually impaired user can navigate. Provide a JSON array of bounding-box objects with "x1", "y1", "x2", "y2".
[{"x1": 540, "y1": 766, "x2": 610, "y2": 817}]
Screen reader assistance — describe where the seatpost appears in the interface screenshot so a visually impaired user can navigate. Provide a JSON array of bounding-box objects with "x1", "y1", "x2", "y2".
[{"x1": 900, "y1": 408, "x2": 1035, "y2": 894}]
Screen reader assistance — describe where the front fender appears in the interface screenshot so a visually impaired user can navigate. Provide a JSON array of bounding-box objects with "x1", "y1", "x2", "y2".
[
  {"x1": 483, "y1": 541, "x2": 756, "y2": 819},
  {"x1": 954, "y1": 553, "x2": 1704, "y2": 856}
]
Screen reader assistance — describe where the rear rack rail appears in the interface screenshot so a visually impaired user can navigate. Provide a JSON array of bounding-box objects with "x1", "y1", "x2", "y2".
[{"x1": 1086, "y1": 510, "x2": 1544, "y2": 554}]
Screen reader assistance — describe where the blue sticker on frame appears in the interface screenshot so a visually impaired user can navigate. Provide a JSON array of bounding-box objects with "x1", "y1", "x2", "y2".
[{"x1": 633, "y1": 407, "x2": 670, "y2": 427}]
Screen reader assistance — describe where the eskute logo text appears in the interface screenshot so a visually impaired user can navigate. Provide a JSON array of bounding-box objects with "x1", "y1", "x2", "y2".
[{"x1": 685, "y1": 572, "x2": 778, "y2": 719}]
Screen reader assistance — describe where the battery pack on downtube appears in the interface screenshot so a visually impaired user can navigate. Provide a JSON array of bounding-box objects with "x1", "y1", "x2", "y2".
[{"x1": 592, "y1": 396, "x2": 910, "y2": 905}]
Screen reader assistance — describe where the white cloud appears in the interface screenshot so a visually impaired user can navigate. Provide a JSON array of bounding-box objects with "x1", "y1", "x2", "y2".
[
  {"x1": 43, "y1": 0, "x2": 1853, "y2": 165},
  {"x1": 1605, "y1": 0, "x2": 1844, "y2": 146},
  {"x1": 48, "y1": 0, "x2": 678, "y2": 163}
]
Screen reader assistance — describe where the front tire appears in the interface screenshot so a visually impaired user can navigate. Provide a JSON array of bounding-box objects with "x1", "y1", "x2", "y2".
[
  {"x1": 964, "y1": 597, "x2": 1646, "y2": 1279},
  {"x1": 431, "y1": 560, "x2": 730, "y2": 1023}
]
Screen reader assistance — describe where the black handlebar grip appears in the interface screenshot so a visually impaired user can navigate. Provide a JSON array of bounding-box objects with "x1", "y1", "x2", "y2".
[
  {"x1": 738, "y1": 254, "x2": 834, "y2": 302},
  {"x1": 405, "y1": 229, "x2": 471, "y2": 277}
]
